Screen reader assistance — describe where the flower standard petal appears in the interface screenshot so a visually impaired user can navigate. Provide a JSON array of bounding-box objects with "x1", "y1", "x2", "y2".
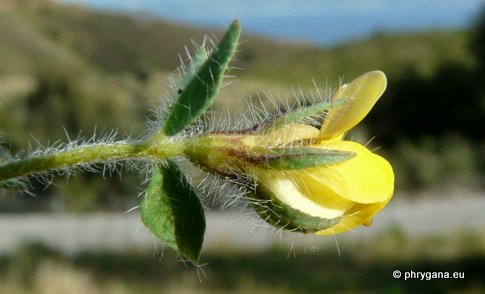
[
  {"x1": 319, "y1": 71, "x2": 387, "y2": 139},
  {"x1": 299, "y1": 140, "x2": 394, "y2": 204}
]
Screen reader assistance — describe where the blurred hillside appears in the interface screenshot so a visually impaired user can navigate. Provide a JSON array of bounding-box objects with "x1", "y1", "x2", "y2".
[
  {"x1": 0, "y1": 1, "x2": 474, "y2": 80},
  {"x1": 1, "y1": 0, "x2": 484, "y2": 211}
]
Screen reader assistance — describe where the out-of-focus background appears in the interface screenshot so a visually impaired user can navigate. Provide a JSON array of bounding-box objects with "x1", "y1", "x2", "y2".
[{"x1": 1, "y1": 0, "x2": 485, "y2": 292}]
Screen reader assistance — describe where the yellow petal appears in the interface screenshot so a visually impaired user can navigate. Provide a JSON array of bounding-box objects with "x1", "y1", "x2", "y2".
[
  {"x1": 316, "y1": 197, "x2": 392, "y2": 235},
  {"x1": 319, "y1": 71, "x2": 387, "y2": 139},
  {"x1": 303, "y1": 140, "x2": 394, "y2": 204}
]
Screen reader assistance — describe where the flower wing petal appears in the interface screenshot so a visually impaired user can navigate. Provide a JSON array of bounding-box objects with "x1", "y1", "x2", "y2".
[
  {"x1": 306, "y1": 140, "x2": 394, "y2": 204},
  {"x1": 256, "y1": 170, "x2": 353, "y2": 219},
  {"x1": 319, "y1": 71, "x2": 387, "y2": 139},
  {"x1": 315, "y1": 198, "x2": 391, "y2": 235}
]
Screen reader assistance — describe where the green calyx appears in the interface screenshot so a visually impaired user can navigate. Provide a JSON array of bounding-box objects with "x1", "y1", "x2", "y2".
[
  {"x1": 264, "y1": 98, "x2": 350, "y2": 131},
  {"x1": 0, "y1": 179, "x2": 28, "y2": 192},
  {"x1": 252, "y1": 184, "x2": 341, "y2": 233},
  {"x1": 257, "y1": 147, "x2": 355, "y2": 170},
  {"x1": 183, "y1": 132, "x2": 356, "y2": 177}
]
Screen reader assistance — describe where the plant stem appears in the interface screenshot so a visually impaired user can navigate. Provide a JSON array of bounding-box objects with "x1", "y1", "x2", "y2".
[{"x1": 0, "y1": 139, "x2": 185, "y2": 181}]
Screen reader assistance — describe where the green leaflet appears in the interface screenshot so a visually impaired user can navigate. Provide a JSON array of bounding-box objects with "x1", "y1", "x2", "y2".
[
  {"x1": 163, "y1": 20, "x2": 241, "y2": 136},
  {"x1": 258, "y1": 147, "x2": 355, "y2": 170},
  {"x1": 176, "y1": 46, "x2": 209, "y2": 96},
  {"x1": 141, "y1": 161, "x2": 206, "y2": 263}
]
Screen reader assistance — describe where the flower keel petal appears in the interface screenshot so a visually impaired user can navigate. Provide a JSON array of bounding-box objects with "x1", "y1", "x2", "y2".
[{"x1": 316, "y1": 197, "x2": 392, "y2": 235}]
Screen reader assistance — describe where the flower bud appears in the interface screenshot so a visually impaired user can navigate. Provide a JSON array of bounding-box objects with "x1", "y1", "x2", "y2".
[{"x1": 185, "y1": 71, "x2": 394, "y2": 235}]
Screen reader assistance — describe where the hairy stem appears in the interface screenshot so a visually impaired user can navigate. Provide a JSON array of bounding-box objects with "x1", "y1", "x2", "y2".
[{"x1": 0, "y1": 139, "x2": 185, "y2": 181}]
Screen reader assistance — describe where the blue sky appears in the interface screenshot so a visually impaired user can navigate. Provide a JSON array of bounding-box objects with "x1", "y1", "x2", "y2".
[{"x1": 59, "y1": 0, "x2": 485, "y2": 45}]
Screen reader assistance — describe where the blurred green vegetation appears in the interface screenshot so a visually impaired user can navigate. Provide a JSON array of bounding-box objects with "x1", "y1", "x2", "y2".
[
  {"x1": 0, "y1": 235, "x2": 484, "y2": 293},
  {"x1": 1, "y1": 0, "x2": 485, "y2": 211}
]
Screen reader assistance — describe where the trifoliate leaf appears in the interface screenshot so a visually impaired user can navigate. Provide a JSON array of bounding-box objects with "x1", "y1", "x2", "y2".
[
  {"x1": 163, "y1": 20, "x2": 241, "y2": 136},
  {"x1": 141, "y1": 160, "x2": 206, "y2": 263}
]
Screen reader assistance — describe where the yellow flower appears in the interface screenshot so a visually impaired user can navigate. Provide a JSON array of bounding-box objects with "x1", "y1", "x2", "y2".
[{"x1": 254, "y1": 71, "x2": 394, "y2": 235}]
